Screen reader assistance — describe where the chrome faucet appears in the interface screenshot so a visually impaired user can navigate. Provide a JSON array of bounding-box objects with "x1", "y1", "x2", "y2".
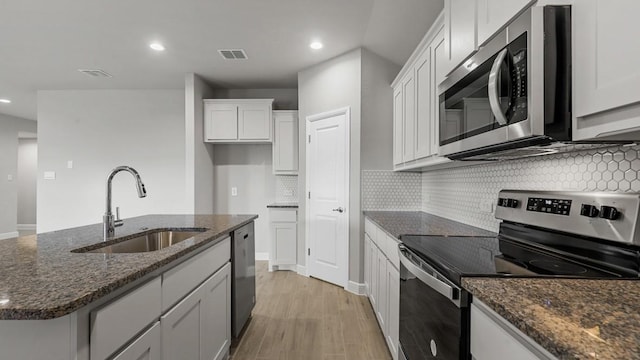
[{"x1": 103, "y1": 166, "x2": 147, "y2": 240}]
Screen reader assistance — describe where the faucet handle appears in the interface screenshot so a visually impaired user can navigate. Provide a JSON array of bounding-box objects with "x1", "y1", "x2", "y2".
[{"x1": 114, "y1": 207, "x2": 124, "y2": 227}]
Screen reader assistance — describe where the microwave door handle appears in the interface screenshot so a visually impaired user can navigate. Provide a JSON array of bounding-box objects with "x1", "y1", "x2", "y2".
[
  {"x1": 488, "y1": 48, "x2": 509, "y2": 126},
  {"x1": 398, "y1": 245, "x2": 457, "y2": 303}
]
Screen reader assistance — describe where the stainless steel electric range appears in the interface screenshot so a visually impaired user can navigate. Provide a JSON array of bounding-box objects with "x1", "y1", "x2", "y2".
[{"x1": 398, "y1": 190, "x2": 640, "y2": 360}]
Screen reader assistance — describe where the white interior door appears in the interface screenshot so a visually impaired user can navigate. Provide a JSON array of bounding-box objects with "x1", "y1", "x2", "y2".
[{"x1": 306, "y1": 107, "x2": 349, "y2": 288}]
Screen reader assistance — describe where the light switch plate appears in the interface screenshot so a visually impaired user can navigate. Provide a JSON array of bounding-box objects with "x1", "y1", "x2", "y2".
[
  {"x1": 231, "y1": 187, "x2": 238, "y2": 196},
  {"x1": 7, "y1": 174, "x2": 13, "y2": 181},
  {"x1": 67, "y1": 160, "x2": 73, "y2": 169}
]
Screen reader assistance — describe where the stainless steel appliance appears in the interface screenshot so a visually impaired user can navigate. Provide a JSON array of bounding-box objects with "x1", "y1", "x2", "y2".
[
  {"x1": 232, "y1": 222, "x2": 256, "y2": 338},
  {"x1": 398, "y1": 190, "x2": 640, "y2": 360},
  {"x1": 438, "y1": 5, "x2": 630, "y2": 161}
]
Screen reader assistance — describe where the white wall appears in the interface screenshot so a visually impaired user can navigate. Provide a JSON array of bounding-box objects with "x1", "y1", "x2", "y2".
[
  {"x1": 212, "y1": 144, "x2": 275, "y2": 255},
  {"x1": 298, "y1": 48, "x2": 362, "y2": 282},
  {"x1": 0, "y1": 114, "x2": 37, "y2": 238},
  {"x1": 210, "y1": 88, "x2": 298, "y2": 110},
  {"x1": 37, "y1": 90, "x2": 188, "y2": 233},
  {"x1": 185, "y1": 73, "x2": 216, "y2": 214},
  {"x1": 361, "y1": 48, "x2": 400, "y2": 171},
  {"x1": 17, "y1": 138, "x2": 37, "y2": 225}
]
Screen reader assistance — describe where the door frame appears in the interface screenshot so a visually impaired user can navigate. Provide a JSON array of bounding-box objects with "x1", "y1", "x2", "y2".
[{"x1": 305, "y1": 106, "x2": 351, "y2": 288}]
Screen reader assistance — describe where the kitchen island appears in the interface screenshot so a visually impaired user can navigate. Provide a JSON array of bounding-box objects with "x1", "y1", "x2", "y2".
[{"x1": 0, "y1": 214, "x2": 257, "y2": 360}]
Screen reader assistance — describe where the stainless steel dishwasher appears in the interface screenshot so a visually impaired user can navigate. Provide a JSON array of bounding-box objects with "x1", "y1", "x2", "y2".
[{"x1": 232, "y1": 222, "x2": 255, "y2": 338}]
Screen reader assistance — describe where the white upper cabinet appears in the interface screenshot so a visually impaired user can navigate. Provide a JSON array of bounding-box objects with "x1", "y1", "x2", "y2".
[
  {"x1": 476, "y1": 0, "x2": 535, "y2": 46},
  {"x1": 402, "y1": 71, "x2": 416, "y2": 162},
  {"x1": 204, "y1": 99, "x2": 273, "y2": 143},
  {"x1": 573, "y1": 0, "x2": 640, "y2": 141},
  {"x1": 442, "y1": 0, "x2": 477, "y2": 77},
  {"x1": 393, "y1": 88, "x2": 404, "y2": 166},
  {"x1": 272, "y1": 110, "x2": 299, "y2": 174},
  {"x1": 392, "y1": 14, "x2": 451, "y2": 171},
  {"x1": 414, "y1": 48, "x2": 432, "y2": 160}
]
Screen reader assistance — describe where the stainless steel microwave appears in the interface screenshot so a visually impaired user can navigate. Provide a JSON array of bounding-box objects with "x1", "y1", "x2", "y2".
[{"x1": 438, "y1": 5, "x2": 628, "y2": 161}]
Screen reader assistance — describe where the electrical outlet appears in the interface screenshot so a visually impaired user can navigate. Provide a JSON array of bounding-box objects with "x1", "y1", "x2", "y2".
[
  {"x1": 7, "y1": 174, "x2": 13, "y2": 181},
  {"x1": 283, "y1": 189, "x2": 293, "y2": 197},
  {"x1": 44, "y1": 171, "x2": 56, "y2": 180},
  {"x1": 479, "y1": 200, "x2": 495, "y2": 214},
  {"x1": 67, "y1": 160, "x2": 73, "y2": 169},
  {"x1": 231, "y1": 187, "x2": 238, "y2": 196}
]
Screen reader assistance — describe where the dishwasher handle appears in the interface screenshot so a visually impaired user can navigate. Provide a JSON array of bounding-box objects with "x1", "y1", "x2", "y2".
[{"x1": 398, "y1": 244, "x2": 461, "y2": 306}]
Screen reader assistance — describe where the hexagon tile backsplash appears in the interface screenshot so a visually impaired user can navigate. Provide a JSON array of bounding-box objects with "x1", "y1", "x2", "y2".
[
  {"x1": 362, "y1": 170, "x2": 421, "y2": 211},
  {"x1": 422, "y1": 144, "x2": 640, "y2": 232}
]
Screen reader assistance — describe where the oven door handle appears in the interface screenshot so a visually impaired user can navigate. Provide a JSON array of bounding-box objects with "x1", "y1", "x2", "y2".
[
  {"x1": 398, "y1": 245, "x2": 459, "y2": 303},
  {"x1": 488, "y1": 48, "x2": 509, "y2": 126}
]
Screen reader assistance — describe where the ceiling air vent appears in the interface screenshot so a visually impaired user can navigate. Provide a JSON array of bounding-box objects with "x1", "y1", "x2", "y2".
[
  {"x1": 218, "y1": 49, "x2": 248, "y2": 60},
  {"x1": 78, "y1": 69, "x2": 113, "y2": 78}
]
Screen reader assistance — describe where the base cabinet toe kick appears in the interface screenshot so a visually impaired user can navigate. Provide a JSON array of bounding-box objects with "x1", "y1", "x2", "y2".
[{"x1": 0, "y1": 235, "x2": 236, "y2": 360}]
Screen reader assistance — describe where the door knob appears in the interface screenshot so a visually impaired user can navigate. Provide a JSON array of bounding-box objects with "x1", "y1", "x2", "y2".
[{"x1": 332, "y1": 207, "x2": 344, "y2": 213}]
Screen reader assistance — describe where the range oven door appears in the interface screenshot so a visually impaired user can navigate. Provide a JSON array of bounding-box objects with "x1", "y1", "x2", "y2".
[{"x1": 398, "y1": 245, "x2": 470, "y2": 360}]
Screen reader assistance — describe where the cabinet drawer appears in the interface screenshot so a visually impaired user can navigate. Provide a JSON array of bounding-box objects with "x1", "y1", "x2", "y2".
[
  {"x1": 364, "y1": 218, "x2": 376, "y2": 238},
  {"x1": 385, "y1": 234, "x2": 400, "y2": 270},
  {"x1": 112, "y1": 321, "x2": 161, "y2": 360},
  {"x1": 162, "y1": 237, "x2": 231, "y2": 312},
  {"x1": 91, "y1": 277, "x2": 161, "y2": 360},
  {"x1": 270, "y1": 209, "x2": 297, "y2": 223}
]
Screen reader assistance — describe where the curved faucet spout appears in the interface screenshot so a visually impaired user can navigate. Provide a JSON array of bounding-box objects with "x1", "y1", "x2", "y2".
[{"x1": 104, "y1": 166, "x2": 147, "y2": 240}]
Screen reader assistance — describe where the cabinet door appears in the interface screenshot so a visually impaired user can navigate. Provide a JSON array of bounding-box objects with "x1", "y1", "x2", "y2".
[
  {"x1": 112, "y1": 322, "x2": 161, "y2": 360},
  {"x1": 162, "y1": 263, "x2": 231, "y2": 360},
  {"x1": 364, "y1": 234, "x2": 371, "y2": 296},
  {"x1": 573, "y1": 0, "x2": 640, "y2": 140},
  {"x1": 443, "y1": 0, "x2": 477, "y2": 76},
  {"x1": 402, "y1": 72, "x2": 416, "y2": 163},
  {"x1": 202, "y1": 262, "x2": 232, "y2": 360},
  {"x1": 386, "y1": 263, "x2": 400, "y2": 360},
  {"x1": 392, "y1": 87, "x2": 404, "y2": 166},
  {"x1": 369, "y1": 242, "x2": 378, "y2": 308},
  {"x1": 273, "y1": 111, "x2": 299, "y2": 174},
  {"x1": 415, "y1": 47, "x2": 432, "y2": 159},
  {"x1": 376, "y1": 248, "x2": 388, "y2": 334},
  {"x1": 238, "y1": 103, "x2": 272, "y2": 141},
  {"x1": 271, "y1": 222, "x2": 297, "y2": 265},
  {"x1": 161, "y1": 287, "x2": 203, "y2": 360},
  {"x1": 432, "y1": 28, "x2": 447, "y2": 155},
  {"x1": 205, "y1": 103, "x2": 238, "y2": 141},
  {"x1": 476, "y1": 0, "x2": 534, "y2": 46}
]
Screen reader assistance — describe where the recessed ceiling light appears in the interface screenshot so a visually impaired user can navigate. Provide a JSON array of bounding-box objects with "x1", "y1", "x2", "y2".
[
  {"x1": 149, "y1": 42, "x2": 166, "y2": 51},
  {"x1": 0, "y1": 99, "x2": 11, "y2": 104},
  {"x1": 310, "y1": 41, "x2": 323, "y2": 50}
]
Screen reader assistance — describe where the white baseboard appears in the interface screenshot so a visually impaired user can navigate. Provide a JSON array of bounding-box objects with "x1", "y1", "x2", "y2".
[
  {"x1": 272, "y1": 264, "x2": 297, "y2": 271},
  {"x1": 296, "y1": 264, "x2": 307, "y2": 277},
  {"x1": 255, "y1": 252, "x2": 269, "y2": 261},
  {"x1": 0, "y1": 232, "x2": 19, "y2": 240},
  {"x1": 347, "y1": 280, "x2": 367, "y2": 296},
  {"x1": 17, "y1": 224, "x2": 36, "y2": 231}
]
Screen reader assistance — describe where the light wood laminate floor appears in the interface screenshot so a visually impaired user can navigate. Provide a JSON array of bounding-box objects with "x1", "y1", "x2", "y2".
[{"x1": 230, "y1": 261, "x2": 392, "y2": 360}]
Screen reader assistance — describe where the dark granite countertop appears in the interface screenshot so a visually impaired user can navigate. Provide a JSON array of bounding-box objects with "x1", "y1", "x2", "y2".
[
  {"x1": 266, "y1": 202, "x2": 299, "y2": 208},
  {"x1": 363, "y1": 211, "x2": 496, "y2": 238},
  {"x1": 463, "y1": 277, "x2": 640, "y2": 360},
  {"x1": 0, "y1": 214, "x2": 257, "y2": 320}
]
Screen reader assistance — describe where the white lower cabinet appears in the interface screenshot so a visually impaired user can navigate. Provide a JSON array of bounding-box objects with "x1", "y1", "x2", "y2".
[
  {"x1": 112, "y1": 322, "x2": 161, "y2": 360},
  {"x1": 269, "y1": 208, "x2": 298, "y2": 271},
  {"x1": 364, "y1": 217, "x2": 400, "y2": 360},
  {"x1": 471, "y1": 300, "x2": 557, "y2": 360},
  {"x1": 162, "y1": 262, "x2": 231, "y2": 360},
  {"x1": 386, "y1": 261, "x2": 400, "y2": 360}
]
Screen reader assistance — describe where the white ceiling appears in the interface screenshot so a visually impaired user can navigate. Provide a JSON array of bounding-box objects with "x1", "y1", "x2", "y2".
[{"x1": 0, "y1": 0, "x2": 443, "y2": 121}]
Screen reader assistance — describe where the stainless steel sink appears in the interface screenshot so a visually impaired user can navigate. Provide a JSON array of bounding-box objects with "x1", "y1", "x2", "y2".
[{"x1": 77, "y1": 228, "x2": 208, "y2": 253}]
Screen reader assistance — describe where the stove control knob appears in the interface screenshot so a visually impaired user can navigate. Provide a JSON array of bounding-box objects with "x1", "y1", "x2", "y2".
[
  {"x1": 580, "y1": 204, "x2": 599, "y2": 218},
  {"x1": 599, "y1": 206, "x2": 620, "y2": 220}
]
